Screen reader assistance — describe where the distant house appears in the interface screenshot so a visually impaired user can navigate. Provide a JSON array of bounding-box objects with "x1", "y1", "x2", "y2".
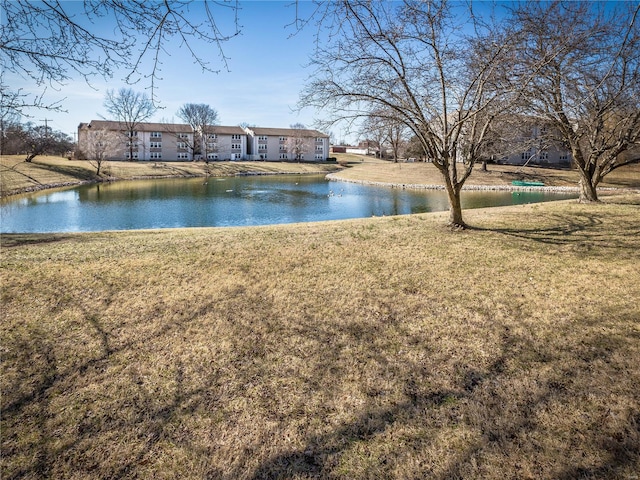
[
  {"x1": 78, "y1": 121, "x2": 329, "y2": 162},
  {"x1": 243, "y1": 126, "x2": 330, "y2": 161}
]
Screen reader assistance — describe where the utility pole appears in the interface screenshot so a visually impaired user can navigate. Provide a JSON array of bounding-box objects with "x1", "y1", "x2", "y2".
[
  {"x1": 40, "y1": 118, "x2": 52, "y2": 136},
  {"x1": 39, "y1": 118, "x2": 52, "y2": 156}
]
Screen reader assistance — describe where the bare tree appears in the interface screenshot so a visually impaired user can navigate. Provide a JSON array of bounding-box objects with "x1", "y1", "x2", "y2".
[
  {"x1": 0, "y1": 87, "x2": 23, "y2": 156},
  {"x1": 22, "y1": 123, "x2": 52, "y2": 162},
  {"x1": 360, "y1": 115, "x2": 386, "y2": 158},
  {"x1": 0, "y1": 121, "x2": 27, "y2": 156},
  {"x1": 405, "y1": 135, "x2": 428, "y2": 162},
  {"x1": 176, "y1": 103, "x2": 220, "y2": 161},
  {"x1": 387, "y1": 122, "x2": 407, "y2": 163},
  {"x1": 300, "y1": 1, "x2": 525, "y2": 227},
  {"x1": 85, "y1": 129, "x2": 120, "y2": 175},
  {"x1": 511, "y1": 1, "x2": 640, "y2": 202},
  {"x1": 103, "y1": 88, "x2": 157, "y2": 161},
  {"x1": 287, "y1": 123, "x2": 308, "y2": 162},
  {"x1": 0, "y1": 0, "x2": 241, "y2": 111},
  {"x1": 361, "y1": 110, "x2": 408, "y2": 161}
]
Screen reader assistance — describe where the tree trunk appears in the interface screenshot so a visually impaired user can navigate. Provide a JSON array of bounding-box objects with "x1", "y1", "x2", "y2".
[
  {"x1": 445, "y1": 183, "x2": 466, "y2": 228},
  {"x1": 578, "y1": 172, "x2": 599, "y2": 202}
]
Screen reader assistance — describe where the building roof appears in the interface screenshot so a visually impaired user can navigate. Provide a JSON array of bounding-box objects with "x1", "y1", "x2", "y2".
[
  {"x1": 248, "y1": 127, "x2": 329, "y2": 138},
  {"x1": 80, "y1": 120, "x2": 245, "y2": 135}
]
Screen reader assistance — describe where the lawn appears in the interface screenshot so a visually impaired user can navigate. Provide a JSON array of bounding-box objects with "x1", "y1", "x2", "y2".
[
  {"x1": 2, "y1": 195, "x2": 639, "y2": 479},
  {"x1": 330, "y1": 159, "x2": 640, "y2": 190}
]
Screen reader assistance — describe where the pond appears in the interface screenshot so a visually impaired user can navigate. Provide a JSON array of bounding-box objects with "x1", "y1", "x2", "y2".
[{"x1": 0, "y1": 174, "x2": 576, "y2": 233}]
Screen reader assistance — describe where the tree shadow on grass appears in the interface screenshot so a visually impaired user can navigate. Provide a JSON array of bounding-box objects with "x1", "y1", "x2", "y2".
[
  {"x1": 1, "y1": 296, "x2": 230, "y2": 479},
  {"x1": 3, "y1": 264, "x2": 639, "y2": 479},
  {"x1": 470, "y1": 211, "x2": 640, "y2": 252},
  {"x1": 31, "y1": 161, "x2": 97, "y2": 181},
  {"x1": 248, "y1": 318, "x2": 640, "y2": 479},
  {"x1": 0, "y1": 233, "x2": 73, "y2": 248}
]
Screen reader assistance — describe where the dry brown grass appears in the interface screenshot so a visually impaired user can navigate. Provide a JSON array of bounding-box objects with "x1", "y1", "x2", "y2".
[
  {"x1": 331, "y1": 159, "x2": 640, "y2": 190},
  {"x1": 0, "y1": 155, "x2": 341, "y2": 197},
  {"x1": 2, "y1": 195, "x2": 639, "y2": 479}
]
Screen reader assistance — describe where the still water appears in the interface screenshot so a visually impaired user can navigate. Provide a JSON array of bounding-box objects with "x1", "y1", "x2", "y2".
[{"x1": 1, "y1": 174, "x2": 576, "y2": 233}]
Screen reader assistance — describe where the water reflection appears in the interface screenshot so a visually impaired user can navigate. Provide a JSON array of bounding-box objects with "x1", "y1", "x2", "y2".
[{"x1": 1, "y1": 175, "x2": 576, "y2": 233}]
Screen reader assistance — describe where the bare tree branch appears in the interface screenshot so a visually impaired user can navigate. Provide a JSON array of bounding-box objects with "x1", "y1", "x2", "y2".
[{"x1": 0, "y1": 0, "x2": 241, "y2": 110}]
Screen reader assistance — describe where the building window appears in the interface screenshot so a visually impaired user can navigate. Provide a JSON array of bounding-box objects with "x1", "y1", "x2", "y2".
[
  {"x1": 127, "y1": 131, "x2": 138, "y2": 137},
  {"x1": 560, "y1": 153, "x2": 568, "y2": 161},
  {"x1": 316, "y1": 145, "x2": 324, "y2": 152},
  {"x1": 231, "y1": 134, "x2": 241, "y2": 140},
  {"x1": 315, "y1": 154, "x2": 324, "y2": 160},
  {"x1": 258, "y1": 144, "x2": 267, "y2": 151},
  {"x1": 208, "y1": 134, "x2": 217, "y2": 140},
  {"x1": 207, "y1": 153, "x2": 218, "y2": 160},
  {"x1": 279, "y1": 153, "x2": 288, "y2": 160},
  {"x1": 539, "y1": 151, "x2": 549, "y2": 161},
  {"x1": 258, "y1": 135, "x2": 268, "y2": 141},
  {"x1": 231, "y1": 143, "x2": 241, "y2": 150},
  {"x1": 316, "y1": 137, "x2": 324, "y2": 142},
  {"x1": 178, "y1": 133, "x2": 189, "y2": 139},
  {"x1": 177, "y1": 153, "x2": 189, "y2": 160},
  {"x1": 126, "y1": 141, "x2": 138, "y2": 147},
  {"x1": 279, "y1": 145, "x2": 287, "y2": 151},
  {"x1": 125, "y1": 152, "x2": 139, "y2": 159},
  {"x1": 279, "y1": 136, "x2": 286, "y2": 142},
  {"x1": 521, "y1": 150, "x2": 531, "y2": 161},
  {"x1": 259, "y1": 154, "x2": 267, "y2": 160},
  {"x1": 150, "y1": 141, "x2": 162, "y2": 148},
  {"x1": 150, "y1": 131, "x2": 162, "y2": 138},
  {"x1": 177, "y1": 142, "x2": 188, "y2": 149},
  {"x1": 150, "y1": 152, "x2": 162, "y2": 159}
]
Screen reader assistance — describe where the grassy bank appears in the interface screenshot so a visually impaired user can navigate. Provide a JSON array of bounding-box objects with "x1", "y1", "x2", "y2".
[
  {"x1": 2, "y1": 197, "x2": 639, "y2": 479},
  {"x1": 0, "y1": 155, "x2": 341, "y2": 197},
  {"x1": 3, "y1": 154, "x2": 639, "y2": 199},
  {"x1": 330, "y1": 160, "x2": 640, "y2": 190}
]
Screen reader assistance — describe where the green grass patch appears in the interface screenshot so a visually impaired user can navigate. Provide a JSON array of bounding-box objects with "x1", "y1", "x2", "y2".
[{"x1": 2, "y1": 196, "x2": 639, "y2": 478}]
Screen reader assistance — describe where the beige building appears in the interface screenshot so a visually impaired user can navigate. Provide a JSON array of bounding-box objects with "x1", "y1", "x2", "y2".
[
  {"x1": 78, "y1": 120, "x2": 329, "y2": 162},
  {"x1": 492, "y1": 121, "x2": 573, "y2": 167},
  {"x1": 243, "y1": 127, "x2": 330, "y2": 161}
]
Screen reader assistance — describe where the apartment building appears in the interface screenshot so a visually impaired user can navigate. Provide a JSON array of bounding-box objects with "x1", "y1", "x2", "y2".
[
  {"x1": 243, "y1": 127, "x2": 330, "y2": 161},
  {"x1": 78, "y1": 120, "x2": 328, "y2": 162},
  {"x1": 492, "y1": 122, "x2": 573, "y2": 167}
]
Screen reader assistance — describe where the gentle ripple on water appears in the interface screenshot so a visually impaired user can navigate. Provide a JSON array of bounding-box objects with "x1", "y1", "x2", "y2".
[{"x1": 0, "y1": 175, "x2": 577, "y2": 233}]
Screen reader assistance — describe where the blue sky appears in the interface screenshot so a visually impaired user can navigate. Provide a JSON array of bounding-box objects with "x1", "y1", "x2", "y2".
[{"x1": 12, "y1": 1, "x2": 339, "y2": 141}]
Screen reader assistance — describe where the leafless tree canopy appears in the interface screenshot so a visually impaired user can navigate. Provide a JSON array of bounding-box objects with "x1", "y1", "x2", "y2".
[
  {"x1": 85, "y1": 129, "x2": 120, "y2": 175},
  {"x1": 301, "y1": 0, "x2": 523, "y2": 227},
  {"x1": 103, "y1": 88, "x2": 157, "y2": 160},
  {"x1": 0, "y1": 0, "x2": 240, "y2": 114},
  {"x1": 287, "y1": 122, "x2": 308, "y2": 161},
  {"x1": 511, "y1": 1, "x2": 640, "y2": 201},
  {"x1": 177, "y1": 103, "x2": 220, "y2": 160}
]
